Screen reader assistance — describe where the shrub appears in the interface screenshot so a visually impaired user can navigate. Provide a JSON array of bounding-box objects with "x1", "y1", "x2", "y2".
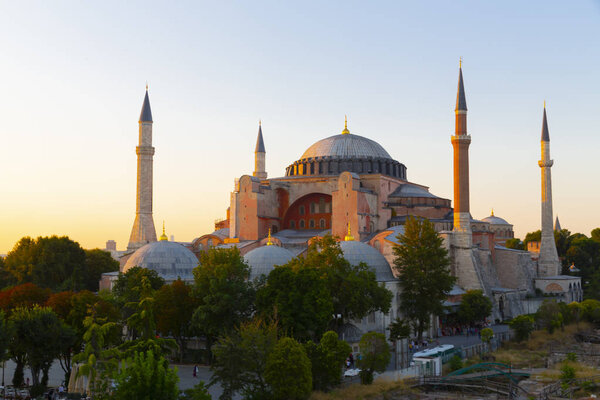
[
  {"x1": 356, "y1": 332, "x2": 391, "y2": 385},
  {"x1": 509, "y1": 315, "x2": 535, "y2": 341},
  {"x1": 560, "y1": 364, "x2": 576, "y2": 383},
  {"x1": 448, "y1": 355, "x2": 463, "y2": 372},
  {"x1": 265, "y1": 337, "x2": 312, "y2": 400}
]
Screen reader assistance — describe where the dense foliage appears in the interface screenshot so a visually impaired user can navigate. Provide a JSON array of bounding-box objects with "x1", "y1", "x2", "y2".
[
  {"x1": 458, "y1": 290, "x2": 493, "y2": 327},
  {"x1": 393, "y1": 216, "x2": 456, "y2": 340},
  {"x1": 357, "y1": 332, "x2": 391, "y2": 385},
  {"x1": 265, "y1": 337, "x2": 312, "y2": 400}
]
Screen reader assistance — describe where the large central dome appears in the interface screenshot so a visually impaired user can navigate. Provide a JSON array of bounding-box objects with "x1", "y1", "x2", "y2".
[
  {"x1": 285, "y1": 126, "x2": 406, "y2": 180},
  {"x1": 300, "y1": 133, "x2": 392, "y2": 160}
]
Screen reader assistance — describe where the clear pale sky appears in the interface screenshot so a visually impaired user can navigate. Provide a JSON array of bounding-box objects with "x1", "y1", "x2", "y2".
[{"x1": 0, "y1": 1, "x2": 599, "y2": 254}]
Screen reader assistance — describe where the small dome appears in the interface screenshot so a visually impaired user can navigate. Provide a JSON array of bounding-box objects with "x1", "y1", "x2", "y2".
[
  {"x1": 482, "y1": 215, "x2": 510, "y2": 225},
  {"x1": 340, "y1": 241, "x2": 395, "y2": 282},
  {"x1": 244, "y1": 245, "x2": 294, "y2": 280},
  {"x1": 300, "y1": 133, "x2": 392, "y2": 160},
  {"x1": 123, "y1": 241, "x2": 198, "y2": 282}
]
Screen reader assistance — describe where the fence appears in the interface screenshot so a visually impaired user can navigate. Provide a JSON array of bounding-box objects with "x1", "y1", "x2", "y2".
[{"x1": 461, "y1": 330, "x2": 513, "y2": 359}]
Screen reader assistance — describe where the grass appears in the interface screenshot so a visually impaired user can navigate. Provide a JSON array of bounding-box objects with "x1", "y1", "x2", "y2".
[
  {"x1": 309, "y1": 378, "x2": 418, "y2": 400},
  {"x1": 535, "y1": 361, "x2": 600, "y2": 381},
  {"x1": 489, "y1": 323, "x2": 592, "y2": 368}
]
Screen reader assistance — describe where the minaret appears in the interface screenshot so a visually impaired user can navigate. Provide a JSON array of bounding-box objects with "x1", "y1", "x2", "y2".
[
  {"x1": 554, "y1": 216, "x2": 562, "y2": 231},
  {"x1": 253, "y1": 121, "x2": 267, "y2": 180},
  {"x1": 451, "y1": 59, "x2": 471, "y2": 240},
  {"x1": 128, "y1": 86, "x2": 157, "y2": 251},
  {"x1": 538, "y1": 104, "x2": 560, "y2": 276}
]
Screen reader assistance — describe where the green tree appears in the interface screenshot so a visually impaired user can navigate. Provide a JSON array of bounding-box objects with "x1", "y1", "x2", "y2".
[
  {"x1": 505, "y1": 238, "x2": 524, "y2": 250},
  {"x1": 591, "y1": 228, "x2": 600, "y2": 243},
  {"x1": 509, "y1": 315, "x2": 535, "y2": 342},
  {"x1": 304, "y1": 331, "x2": 350, "y2": 391},
  {"x1": 480, "y1": 327, "x2": 494, "y2": 344},
  {"x1": 265, "y1": 337, "x2": 312, "y2": 400},
  {"x1": 388, "y1": 318, "x2": 411, "y2": 341},
  {"x1": 3, "y1": 236, "x2": 87, "y2": 291},
  {"x1": 256, "y1": 266, "x2": 333, "y2": 342},
  {"x1": 357, "y1": 332, "x2": 391, "y2": 385},
  {"x1": 284, "y1": 235, "x2": 392, "y2": 326},
  {"x1": 155, "y1": 279, "x2": 197, "y2": 362},
  {"x1": 113, "y1": 266, "x2": 165, "y2": 306},
  {"x1": 393, "y1": 216, "x2": 456, "y2": 340},
  {"x1": 180, "y1": 382, "x2": 212, "y2": 400},
  {"x1": 210, "y1": 319, "x2": 277, "y2": 400},
  {"x1": 0, "y1": 311, "x2": 13, "y2": 363},
  {"x1": 457, "y1": 290, "x2": 492, "y2": 328},
  {"x1": 84, "y1": 249, "x2": 119, "y2": 292},
  {"x1": 112, "y1": 350, "x2": 179, "y2": 400},
  {"x1": 10, "y1": 306, "x2": 70, "y2": 390},
  {"x1": 193, "y1": 248, "x2": 255, "y2": 361},
  {"x1": 523, "y1": 230, "x2": 541, "y2": 250},
  {"x1": 536, "y1": 300, "x2": 564, "y2": 334}
]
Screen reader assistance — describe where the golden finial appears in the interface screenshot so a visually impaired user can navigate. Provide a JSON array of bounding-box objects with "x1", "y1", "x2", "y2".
[
  {"x1": 159, "y1": 221, "x2": 168, "y2": 241},
  {"x1": 341, "y1": 115, "x2": 350, "y2": 135},
  {"x1": 459, "y1": 57, "x2": 462, "y2": 68},
  {"x1": 145, "y1": 82, "x2": 148, "y2": 91},
  {"x1": 544, "y1": 100, "x2": 546, "y2": 109},
  {"x1": 266, "y1": 228, "x2": 273, "y2": 246},
  {"x1": 259, "y1": 119, "x2": 262, "y2": 126},
  {"x1": 344, "y1": 223, "x2": 354, "y2": 241},
  {"x1": 491, "y1": 208, "x2": 494, "y2": 216}
]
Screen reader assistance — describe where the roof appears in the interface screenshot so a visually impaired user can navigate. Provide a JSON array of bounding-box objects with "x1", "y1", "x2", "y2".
[
  {"x1": 482, "y1": 215, "x2": 510, "y2": 225},
  {"x1": 255, "y1": 124, "x2": 266, "y2": 153},
  {"x1": 123, "y1": 240, "x2": 198, "y2": 281},
  {"x1": 384, "y1": 226, "x2": 406, "y2": 245},
  {"x1": 541, "y1": 107, "x2": 550, "y2": 141},
  {"x1": 389, "y1": 184, "x2": 441, "y2": 199},
  {"x1": 244, "y1": 245, "x2": 294, "y2": 280},
  {"x1": 340, "y1": 240, "x2": 395, "y2": 282},
  {"x1": 299, "y1": 133, "x2": 392, "y2": 160},
  {"x1": 448, "y1": 285, "x2": 466, "y2": 296},
  {"x1": 139, "y1": 90, "x2": 153, "y2": 122},
  {"x1": 455, "y1": 67, "x2": 467, "y2": 111}
]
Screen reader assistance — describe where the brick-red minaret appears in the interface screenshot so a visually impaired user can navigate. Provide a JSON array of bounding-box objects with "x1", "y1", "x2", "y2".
[{"x1": 451, "y1": 61, "x2": 471, "y2": 236}]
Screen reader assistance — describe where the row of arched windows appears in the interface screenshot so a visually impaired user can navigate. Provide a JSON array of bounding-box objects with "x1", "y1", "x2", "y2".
[{"x1": 289, "y1": 218, "x2": 328, "y2": 229}]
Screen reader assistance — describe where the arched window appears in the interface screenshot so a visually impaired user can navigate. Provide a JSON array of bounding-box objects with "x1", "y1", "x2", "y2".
[
  {"x1": 290, "y1": 220, "x2": 296, "y2": 229},
  {"x1": 309, "y1": 219, "x2": 315, "y2": 228},
  {"x1": 272, "y1": 225, "x2": 278, "y2": 234},
  {"x1": 299, "y1": 219, "x2": 305, "y2": 229},
  {"x1": 299, "y1": 205, "x2": 305, "y2": 215},
  {"x1": 319, "y1": 218, "x2": 326, "y2": 228},
  {"x1": 207, "y1": 239, "x2": 213, "y2": 247},
  {"x1": 310, "y1": 203, "x2": 316, "y2": 214}
]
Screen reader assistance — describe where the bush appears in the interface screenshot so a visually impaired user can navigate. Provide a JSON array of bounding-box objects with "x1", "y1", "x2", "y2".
[
  {"x1": 560, "y1": 364, "x2": 576, "y2": 383},
  {"x1": 566, "y1": 352, "x2": 577, "y2": 362},
  {"x1": 265, "y1": 337, "x2": 312, "y2": 400},
  {"x1": 536, "y1": 300, "x2": 563, "y2": 333},
  {"x1": 179, "y1": 382, "x2": 212, "y2": 400},
  {"x1": 448, "y1": 355, "x2": 463, "y2": 372},
  {"x1": 509, "y1": 315, "x2": 535, "y2": 342},
  {"x1": 356, "y1": 332, "x2": 391, "y2": 385},
  {"x1": 480, "y1": 328, "x2": 494, "y2": 344}
]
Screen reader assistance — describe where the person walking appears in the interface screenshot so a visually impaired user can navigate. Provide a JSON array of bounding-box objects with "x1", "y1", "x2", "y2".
[{"x1": 193, "y1": 364, "x2": 199, "y2": 378}]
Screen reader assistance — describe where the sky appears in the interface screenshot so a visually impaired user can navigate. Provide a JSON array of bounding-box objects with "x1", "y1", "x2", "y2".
[{"x1": 0, "y1": 1, "x2": 599, "y2": 254}]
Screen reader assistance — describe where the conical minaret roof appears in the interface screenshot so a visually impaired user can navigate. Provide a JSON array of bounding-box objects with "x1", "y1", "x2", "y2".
[
  {"x1": 255, "y1": 121, "x2": 266, "y2": 153},
  {"x1": 541, "y1": 105, "x2": 550, "y2": 142},
  {"x1": 455, "y1": 63, "x2": 467, "y2": 111},
  {"x1": 139, "y1": 88, "x2": 153, "y2": 123},
  {"x1": 554, "y1": 216, "x2": 562, "y2": 231}
]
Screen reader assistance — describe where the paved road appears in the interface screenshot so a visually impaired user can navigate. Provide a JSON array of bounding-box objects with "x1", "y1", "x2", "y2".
[{"x1": 435, "y1": 324, "x2": 510, "y2": 348}]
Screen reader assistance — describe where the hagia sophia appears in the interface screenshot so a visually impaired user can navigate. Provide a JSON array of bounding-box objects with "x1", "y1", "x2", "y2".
[{"x1": 100, "y1": 64, "x2": 581, "y2": 340}]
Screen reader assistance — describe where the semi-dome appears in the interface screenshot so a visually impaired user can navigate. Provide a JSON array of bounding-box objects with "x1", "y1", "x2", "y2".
[
  {"x1": 300, "y1": 133, "x2": 392, "y2": 160},
  {"x1": 123, "y1": 241, "x2": 198, "y2": 282},
  {"x1": 340, "y1": 240, "x2": 395, "y2": 282},
  {"x1": 244, "y1": 245, "x2": 294, "y2": 280}
]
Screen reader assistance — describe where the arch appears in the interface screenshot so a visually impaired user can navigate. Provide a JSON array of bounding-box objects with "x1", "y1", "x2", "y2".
[{"x1": 283, "y1": 193, "x2": 332, "y2": 230}]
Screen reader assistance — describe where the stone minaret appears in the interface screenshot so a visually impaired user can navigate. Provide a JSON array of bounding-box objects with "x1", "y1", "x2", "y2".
[
  {"x1": 450, "y1": 62, "x2": 482, "y2": 290},
  {"x1": 253, "y1": 121, "x2": 267, "y2": 180},
  {"x1": 451, "y1": 61, "x2": 471, "y2": 240},
  {"x1": 128, "y1": 87, "x2": 157, "y2": 251},
  {"x1": 538, "y1": 105, "x2": 561, "y2": 276}
]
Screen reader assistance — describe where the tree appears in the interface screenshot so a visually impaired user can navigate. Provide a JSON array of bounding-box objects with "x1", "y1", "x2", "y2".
[
  {"x1": 357, "y1": 332, "x2": 391, "y2": 385},
  {"x1": 0, "y1": 283, "x2": 51, "y2": 313},
  {"x1": 193, "y1": 248, "x2": 255, "y2": 361},
  {"x1": 111, "y1": 350, "x2": 179, "y2": 400},
  {"x1": 509, "y1": 315, "x2": 535, "y2": 342},
  {"x1": 388, "y1": 318, "x2": 411, "y2": 341},
  {"x1": 505, "y1": 238, "x2": 524, "y2": 250},
  {"x1": 304, "y1": 331, "x2": 350, "y2": 392},
  {"x1": 3, "y1": 236, "x2": 87, "y2": 291},
  {"x1": 210, "y1": 319, "x2": 277, "y2": 400},
  {"x1": 284, "y1": 235, "x2": 392, "y2": 326},
  {"x1": 265, "y1": 337, "x2": 312, "y2": 400},
  {"x1": 480, "y1": 328, "x2": 494, "y2": 344},
  {"x1": 523, "y1": 230, "x2": 541, "y2": 250},
  {"x1": 536, "y1": 300, "x2": 564, "y2": 333},
  {"x1": 457, "y1": 290, "x2": 492, "y2": 328},
  {"x1": 154, "y1": 279, "x2": 197, "y2": 362},
  {"x1": 393, "y1": 216, "x2": 456, "y2": 340},
  {"x1": 180, "y1": 382, "x2": 212, "y2": 400},
  {"x1": 256, "y1": 266, "x2": 333, "y2": 342},
  {"x1": 9, "y1": 306, "x2": 70, "y2": 391},
  {"x1": 0, "y1": 311, "x2": 13, "y2": 363},
  {"x1": 113, "y1": 266, "x2": 165, "y2": 306},
  {"x1": 83, "y1": 249, "x2": 119, "y2": 292}
]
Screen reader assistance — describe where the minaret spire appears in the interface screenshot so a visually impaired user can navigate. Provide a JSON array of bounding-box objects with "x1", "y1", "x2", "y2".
[
  {"x1": 538, "y1": 104, "x2": 560, "y2": 276},
  {"x1": 341, "y1": 115, "x2": 350, "y2": 134},
  {"x1": 253, "y1": 121, "x2": 267, "y2": 180},
  {"x1": 128, "y1": 87, "x2": 158, "y2": 251}
]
